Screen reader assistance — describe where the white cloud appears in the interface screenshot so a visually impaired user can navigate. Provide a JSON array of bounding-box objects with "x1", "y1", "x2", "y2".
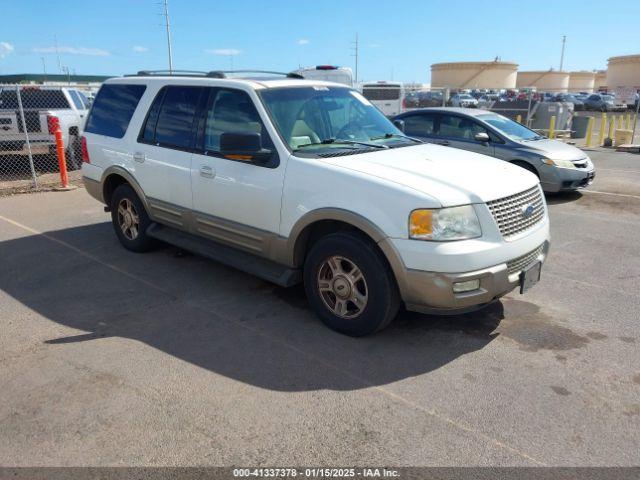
[
  {"x1": 32, "y1": 46, "x2": 110, "y2": 56},
  {"x1": 297, "y1": 39, "x2": 309, "y2": 45},
  {"x1": 132, "y1": 46, "x2": 149, "y2": 53},
  {"x1": 0, "y1": 42, "x2": 14, "y2": 58},
  {"x1": 205, "y1": 48, "x2": 242, "y2": 56}
]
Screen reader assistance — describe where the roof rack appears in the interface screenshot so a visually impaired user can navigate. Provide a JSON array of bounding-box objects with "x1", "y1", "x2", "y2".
[{"x1": 128, "y1": 70, "x2": 304, "y2": 79}]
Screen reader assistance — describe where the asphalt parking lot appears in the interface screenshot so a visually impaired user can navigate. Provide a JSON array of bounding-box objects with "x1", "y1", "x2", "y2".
[{"x1": 1, "y1": 149, "x2": 639, "y2": 467}]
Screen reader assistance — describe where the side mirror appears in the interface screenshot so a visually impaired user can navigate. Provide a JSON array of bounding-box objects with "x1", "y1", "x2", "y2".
[
  {"x1": 220, "y1": 132, "x2": 272, "y2": 163},
  {"x1": 392, "y1": 119, "x2": 405, "y2": 133},
  {"x1": 474, "y1": 132, "x2": 490, "y2": 143}
]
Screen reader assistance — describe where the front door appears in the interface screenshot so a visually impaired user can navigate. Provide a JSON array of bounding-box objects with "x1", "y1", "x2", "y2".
[
  {"x1": 190, "y1": 87, "x2": 285, "y2": 254},
  {"x1": 436, "y1": 113, "x2": 495, "y2": 157}
]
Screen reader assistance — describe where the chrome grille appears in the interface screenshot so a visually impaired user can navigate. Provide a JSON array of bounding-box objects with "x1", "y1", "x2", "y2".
[
  {"x1": 507, "y1": 244, "x2": 544, "y2": 275},
  {"x1": 487, "y1": 186, "x2": 545, "y2": 238}
]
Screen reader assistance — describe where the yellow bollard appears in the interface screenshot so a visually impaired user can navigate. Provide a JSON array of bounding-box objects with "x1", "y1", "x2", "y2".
[
  {"x1": 626, "y1": 113, "x2": 631, "y2": 130},
  {"x1": 619, "y1": 115, "x2": 624, "y2": 129},
  {"x1": 516, "y1": 114, "x2": 522, "y2": 124},
  {"x1": 598, "y1": 113, "x2": 607, "y2": 146},
  {"x1": 608, "y1": 118, "x2": 615, "y2": 143},
  {"x1": 548, "y1": 115, "x2": 556, "y2": 139},
  {"x1": 585, "y1": 117, "x2": 594, "y2": 148}
]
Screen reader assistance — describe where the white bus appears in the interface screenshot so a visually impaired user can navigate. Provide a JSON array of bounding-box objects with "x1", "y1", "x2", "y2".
[
  {"x1": 293, "y1": 65, "x2": 354, "y2": 87},
  {"x1": 361, "y1": 82, "x2": 404, "y2": 117}
]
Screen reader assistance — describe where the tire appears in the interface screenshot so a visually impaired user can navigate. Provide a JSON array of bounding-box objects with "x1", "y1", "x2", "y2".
[
  {"x1": 65, "y1": 135, "x2": 83, "y2": 171},
  {"x1": 303, "y1": 231, "x2": 400, "y2": 336},
  {"x1": 512, "y1": 160, "x2": 539, "y2": 178},
  {"x1": 110, "y1": 184, "x2": 156, "y2": 253}
]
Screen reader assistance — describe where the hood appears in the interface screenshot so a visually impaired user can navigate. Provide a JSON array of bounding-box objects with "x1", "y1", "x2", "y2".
[
  {"x1": 317, "y1": 144, "x2": 538, "y2": 206},
  {"x1": 516, "y1": 138, "x2": 587, "y2": 161}
]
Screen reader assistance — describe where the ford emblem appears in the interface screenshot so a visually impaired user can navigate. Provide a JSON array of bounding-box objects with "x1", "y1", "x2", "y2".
[{"x1": 522, "y1": 204, "x2": 535, "y2": 218}]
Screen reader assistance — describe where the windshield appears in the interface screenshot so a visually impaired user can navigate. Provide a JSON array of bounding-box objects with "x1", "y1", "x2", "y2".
[
  {"x1": 459, "y1": 94, "x2": 473, "y2": 99},
  {"x1": 477, "y1": 113, "x2": 541, "y2": 141},
  {"x1": 259, "y1": 86, "x2": 406, "y2": 152}
]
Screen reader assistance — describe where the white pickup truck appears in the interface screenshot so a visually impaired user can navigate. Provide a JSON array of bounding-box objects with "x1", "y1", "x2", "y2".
[{"x1": 0, "y1": 86, "x2": 89, "y2": 170}]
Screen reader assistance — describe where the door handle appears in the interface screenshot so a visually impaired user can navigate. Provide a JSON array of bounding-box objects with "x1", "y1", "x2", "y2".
[
  {"x1": 133, "y1": 152, "x2": 145, "y2": 163},
  {"x1": 200, "y1": 165, "x2": 215, "y2": 178}
]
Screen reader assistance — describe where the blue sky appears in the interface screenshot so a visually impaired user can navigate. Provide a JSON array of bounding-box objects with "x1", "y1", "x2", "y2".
[{"x1": 1, "y1": 0, "x2": 639, "y2": 82}]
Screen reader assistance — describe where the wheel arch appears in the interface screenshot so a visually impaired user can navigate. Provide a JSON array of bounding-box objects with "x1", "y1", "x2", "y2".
[{"x1": 101, "y1": 166, "x2": 150, "y2": 211}]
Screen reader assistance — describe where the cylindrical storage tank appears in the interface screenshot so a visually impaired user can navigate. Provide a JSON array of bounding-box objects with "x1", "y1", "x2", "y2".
[
  {"x1": 430, "y1": 61, "x2": 518, "y2": 89},
  {"x1": 606, "y1": 54, "x2": 640, "y2": 90},
  {"x1": 594, "y1": 70, "x2": 607, "y2": 90},
  {"x1": 516, "y1": 70, "x2": 570, "y2": 92},
  {"x1": 568, "y1": 71, "x2": 595, "y2": 93}
]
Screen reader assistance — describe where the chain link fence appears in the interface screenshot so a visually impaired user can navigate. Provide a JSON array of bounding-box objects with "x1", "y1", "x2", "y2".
[{"x1": 0, "y1": 84, "x2": 91, "y2": 194}]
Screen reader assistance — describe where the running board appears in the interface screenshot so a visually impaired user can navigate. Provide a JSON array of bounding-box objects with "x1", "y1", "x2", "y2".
[{"x1": 146, "y1": 223, "x2": 301, "y2": 287}]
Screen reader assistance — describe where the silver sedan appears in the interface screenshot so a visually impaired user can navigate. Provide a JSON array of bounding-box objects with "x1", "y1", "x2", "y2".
[{"x1": 393, "y1": 107, "x2": 595, "y2": 192}]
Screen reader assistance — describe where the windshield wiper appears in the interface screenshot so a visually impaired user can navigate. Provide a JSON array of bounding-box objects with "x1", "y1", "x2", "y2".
[
  {"x1": 370, "y1": 133, "x2": 422, "y2": 143},
  {"x1": 295, "y1": 138, "x2": 388, "y2": 150}
]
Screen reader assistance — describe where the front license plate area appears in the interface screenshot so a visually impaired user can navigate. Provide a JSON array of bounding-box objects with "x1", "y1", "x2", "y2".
[{"x1": 520, "y1": 261, "x2": 541, "y2": 294}]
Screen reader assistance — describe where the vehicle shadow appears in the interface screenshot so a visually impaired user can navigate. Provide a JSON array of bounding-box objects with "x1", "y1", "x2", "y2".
[
  {"x1": 0, "y1": 222, "x2": 504, "y2": 392},
  {"x1": 545, "y1": 190, "x2": 583, "y2": 205}
]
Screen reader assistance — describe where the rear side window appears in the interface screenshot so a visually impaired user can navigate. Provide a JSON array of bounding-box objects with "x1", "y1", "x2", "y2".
[
  {"x1": 0, "y1": 88, "x2": 70, "y2": 110},
  {"x1": 403, "y1": 114, "x2": 436, "y2": 137},
  {"x1": 85, "y1": 84, "x2": 146, "y2": 138},
  {"x1": 68, "y1": 90, "x2": 85, "y2": 110},
  {"x1": 140, "y1": 86, "x2": 204, "y2": 149}
]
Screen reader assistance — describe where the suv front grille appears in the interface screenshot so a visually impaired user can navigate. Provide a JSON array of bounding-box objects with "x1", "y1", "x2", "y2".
[
  {"x1": 487, "y1": 186, "x2": 545, "y2": 239},
  {"x1": 507, "y1": 244, "x2": 544, "y2": 275}
]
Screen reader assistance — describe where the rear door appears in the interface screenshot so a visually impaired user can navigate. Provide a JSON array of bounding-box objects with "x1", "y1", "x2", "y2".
[
  {"x1": 435, "y1": 113, "x2": 495, "y2": 156},
  {"x1": 135, "y1": 85, "x2": 206, "y2": 225},
  {"x1": 400, "y1": 112, "x2": 438, "y2": 142}
]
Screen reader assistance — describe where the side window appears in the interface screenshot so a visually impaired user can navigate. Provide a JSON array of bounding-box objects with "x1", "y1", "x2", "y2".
[
  {"x1": 68, "y1": 90, "x2": 84, "y2": 110},
  {"x1": 142, "y1": 86, "x2": 204, "y2": 150},
  {"x1": 439, "y1": 115, "x2": 487, "y2": 140},
  {"x1": 202, "y1": 88, "x2": 274, "y2": 154},
  {"x1": 403, "y1": 114, "x2": 435, "y2": 137},
  {"x1": 84, "y1": 84, "x2": 146, "y2": 138}
]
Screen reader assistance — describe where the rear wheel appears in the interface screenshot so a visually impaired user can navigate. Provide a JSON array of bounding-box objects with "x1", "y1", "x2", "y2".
[
  {"x1": 65, "y1": 135, "x2": 83, "y2": 171},
  {"x1": 303, "y1": 232, "x2": 400, "y2": 336},
  {"x1": 110, "y1": 184, "x2": 156, "y2": 252}
]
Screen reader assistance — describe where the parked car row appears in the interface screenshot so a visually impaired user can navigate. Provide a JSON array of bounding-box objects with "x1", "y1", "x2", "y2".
[{"x1": 81, "y1": 71, "x2": 551, "y2": 337}]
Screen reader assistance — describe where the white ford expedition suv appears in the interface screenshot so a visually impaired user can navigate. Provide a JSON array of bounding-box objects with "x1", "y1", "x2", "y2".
[{"x1": 82, "y1": 71, "x2": 550, "y2": 336}]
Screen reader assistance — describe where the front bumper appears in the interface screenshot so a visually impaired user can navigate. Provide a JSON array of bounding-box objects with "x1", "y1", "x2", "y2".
[
  {"x1": 398, "y1": 241, "x2": 550, "y2": 315},
  {"x1": 539, "y1": 160, "x2": 596, "y2": 192}
]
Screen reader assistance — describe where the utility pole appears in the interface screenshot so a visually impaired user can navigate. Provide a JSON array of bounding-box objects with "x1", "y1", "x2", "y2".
[
  {"x1": 41, "y1": 57, "x2": 47, "y2": 83},
  {"x1": 162, "y1": 0, "x2": 174, "y2": 73},
  {"x1": 350, "y1": 33, "x2": 359, "y2": 84},
  {"x1": 559, "y1": 35, "x2": 566, "y2": 71},
  {"x1": 54, "y1": 34, "x2": 62, "y2": 74}
]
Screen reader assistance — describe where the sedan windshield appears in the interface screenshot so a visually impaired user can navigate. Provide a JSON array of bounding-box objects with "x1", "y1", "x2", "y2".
[
  {"x1": 258, "y1": 86, "x2": 407, "y2": 152},
  {"x1": 477, "y1": 113, "x2": 541, "y2": 141}
]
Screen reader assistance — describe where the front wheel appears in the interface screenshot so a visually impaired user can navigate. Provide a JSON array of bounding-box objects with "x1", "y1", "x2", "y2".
[{"x1": 303, "y1": 232, "x2": 400, "y2": 336}]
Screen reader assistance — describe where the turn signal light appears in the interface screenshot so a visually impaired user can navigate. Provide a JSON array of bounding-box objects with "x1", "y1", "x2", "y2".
[{"x1": 409, "y1": 210, "x2": 433, "y2": 237}]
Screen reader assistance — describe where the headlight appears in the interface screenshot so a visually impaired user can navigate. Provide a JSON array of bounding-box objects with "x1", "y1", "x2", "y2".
[
  {"x1": 542, "y1": 158, "x2": 575, "y2": 169},
  {"x1": 409, "y1": 205, "x2": 481, "y2": 241}
]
